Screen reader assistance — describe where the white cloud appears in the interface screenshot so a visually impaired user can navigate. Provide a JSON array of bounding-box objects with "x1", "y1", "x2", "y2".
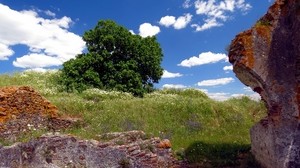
[
  {"x1": 159, "y1": 14, "x2": 192, "y2": 30},
  {"x1": 223, "y1": 65, "x2": 233, "y2": 71},
  {"x1": 192, "y1": 0, "x2": 252, "y2": 31},
  {"x1": 162, "y1": 70, "x2": 183, "y2": 78},
  {"x1": 197, "y1": 77, "x2": 234, "y2": 86},
  {"x1": 139, "y1": 23, "x2": 160, "y2": 37},
  {"x1": 24, "y1": 68, "x2": 58, "y2": 73},
  {"x1": 191, "y1": 18, "x2": 222, "y2": 31},
  {"x1": 183, "y1": 0, "x2": 192, "y2": 8},
  {"x1": 178, "y1": 51, "x2": 227, "y2": 67},
  {"x1": 129, "y1": 30, "x2": 135, "y2": 35},
  {"x1": 159, "y1": 16, "x2": 176, "y2": 27},
  {"x1": 243, "y1": 86, "x2": 252, "y2": 92},
  {"x1": 247, "y1": 93, "x2": 261, "y2": 101},
  {"x1": 44, "y1": 10, "x2": 56, "y2": 17},
  {"x1": 25, "y1": 68, "x2": 48, "y2": 73},
  {"x1": 236, "y1": 0, "x2": 252, "y2": 11},
  {"x1": 0, "y1": 43, "x2": 14, "y2": 60},
  {"x1": 0, "y1": 3, "x2": 85, "y2": 68},
  {"x1": 207, "y1": 92, "x2": 230, "y2": 101},
  {"x1": 13, "y1": 53, "x2": 62, "y2": 68},
  {"x1": 231, "y1": 93, "x2": 261, "y2": 101},
  {"x1": 174, "y1": 14, "x2": 193, "y2": 29},
  {"x1": 163, "y1": 84, "x2": 187, "y2": 89},
  {"x1": 242, "y1": 87, "x2": 261, "y2": 100},
  {"x1": 205, "y1": 92, "x2": 260, "y2": 101},
  {"x1": 231, "y1": 93, "x2": 245, "y2": 97}
]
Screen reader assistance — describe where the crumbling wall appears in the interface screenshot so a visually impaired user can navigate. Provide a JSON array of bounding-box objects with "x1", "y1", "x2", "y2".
[
  {"x1": 0, "y1": 131, "x2": 182, "y2": 168},
  {"x1": 0, "y1": 86, "x2": 74, "y2": 140}
]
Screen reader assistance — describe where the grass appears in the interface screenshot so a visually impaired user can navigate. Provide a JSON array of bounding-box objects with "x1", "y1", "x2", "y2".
[{"x1": 0, "y1": 71, "x2": 266, "y2": 167}]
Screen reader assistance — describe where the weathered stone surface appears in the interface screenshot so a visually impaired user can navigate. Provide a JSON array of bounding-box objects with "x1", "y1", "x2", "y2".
[
  {"x1": 229, "y1": 0, "x2": 300, "y2": 167},
  {"x1": 0, "y1": 86, "x2": 79, "y2": 140},
  {"x1": 0, "y1": 131, "x2": 183, "y2": 168}
]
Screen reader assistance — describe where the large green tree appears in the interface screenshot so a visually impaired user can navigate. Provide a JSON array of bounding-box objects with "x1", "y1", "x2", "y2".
[{"x1": 59, "y1": 20, "x2": 163, "y2": 96}]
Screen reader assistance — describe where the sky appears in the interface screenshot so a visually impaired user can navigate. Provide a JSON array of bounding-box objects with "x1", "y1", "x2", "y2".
[{"x1": 0, "y1": 0, "x2": 274, "y2": 100}]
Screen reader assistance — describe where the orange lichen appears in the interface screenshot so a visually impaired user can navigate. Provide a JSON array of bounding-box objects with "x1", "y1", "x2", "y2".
[
  {"x1": 230, "y1": 30, "x2": 255, "y2": 68},
  {"x1": 157, "y1": 139, "x2": 171, "y2": 149},
  {"x1": 254, "y1": 25, "x2": 272, "y2": 46},
  {"x1": 0, "y1": 86, "x2": 58, "y2": 123}
]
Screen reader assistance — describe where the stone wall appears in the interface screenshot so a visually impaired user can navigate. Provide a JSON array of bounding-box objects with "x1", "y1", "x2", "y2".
[{"x1": 0, "y1": 131, "x2": 183, "y2": 168}]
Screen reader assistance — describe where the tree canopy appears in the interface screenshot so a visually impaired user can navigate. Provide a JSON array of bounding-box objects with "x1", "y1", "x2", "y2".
[{"x1": 59, "y1": 20, "x2": 163, "y2": 96}]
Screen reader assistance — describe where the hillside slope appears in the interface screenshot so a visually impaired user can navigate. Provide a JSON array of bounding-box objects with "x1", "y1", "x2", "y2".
[{"x1": 0, "y1": 71, "x2": 266, "y2": 167}]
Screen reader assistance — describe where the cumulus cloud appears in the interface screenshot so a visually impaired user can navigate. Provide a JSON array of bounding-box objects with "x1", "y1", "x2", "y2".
[
  {"x1": 173, "y1": 14, "x2": 193, "y2": 29},
  {"x1": 162, "y1": 70, "x2": 183, "y2": 78},
  {"x1": 178, "y1": 51, "x2": 227, "y2": 67},
  {"x1": 129, "y1": 30, "x2": 135, "y2": 35},
  {"x1": 13, "y1": 53, "x2": 63, "y2": 68},
  {"x1": 0, "y1": 3, "x2": 85, "y2": 69},
  {"x1": 159, "y1": 16, "x2": 176, "y2": 27},
  {"x1": 197, "y1": 77, "x2": 234, "y2": 86},
  {"x1": 162, "y1": 84, "x2": 187, "y2": 89},
  {"x1": 159, "y1": 13, "x2": 192, "y2": 30},
  {"x1": 0, "y1": 43, "x2": 14, "y2": 60},
  {"x1": 191, "y1": 0, "x2": 252, "y2": 31},
  {"x1": 223, "y1": 65, "x2": 233, "y2": 71},
  {"x1": 139, "y1": 23, "x2": 160, "y2": 37}
]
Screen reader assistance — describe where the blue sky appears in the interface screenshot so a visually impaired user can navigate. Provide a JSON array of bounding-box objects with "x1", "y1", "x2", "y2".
[{"x1": 0, "y1": 0, "x2": 273, "y2": 100}]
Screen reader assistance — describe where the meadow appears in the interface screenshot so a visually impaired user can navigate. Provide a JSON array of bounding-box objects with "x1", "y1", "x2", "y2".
[{"x1": 0, "y1": 71, "x2": 266, "y2": 167}]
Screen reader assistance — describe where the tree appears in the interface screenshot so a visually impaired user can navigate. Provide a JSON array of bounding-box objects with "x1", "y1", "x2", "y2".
[{"x1": 59, "y1": 20, "x2": 163, "y2": 96}]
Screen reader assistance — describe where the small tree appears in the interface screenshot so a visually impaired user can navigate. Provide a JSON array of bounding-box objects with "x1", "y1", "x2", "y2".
[{"x1": 59, "y1": 20, "x2": 163, "y2": 96}]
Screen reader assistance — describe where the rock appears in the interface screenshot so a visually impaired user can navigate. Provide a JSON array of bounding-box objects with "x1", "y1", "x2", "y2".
[
  {"x1": 0, "y1": 131, "x2": 183, "y2": 168},
  {"x1": 157, "y1": 139, "x2": 172, "y2": 149},
  {"x1": 228, "y1": 0, "x2": 300, "y2": 167},
  {"x1": 0, "y1": 86, "x2": 80, "y2": 140}
]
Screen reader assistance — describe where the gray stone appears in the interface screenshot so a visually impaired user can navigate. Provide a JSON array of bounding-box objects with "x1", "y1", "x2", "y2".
[{"x1": 229, "y1": 0, "x2": 300, "y2": 167}]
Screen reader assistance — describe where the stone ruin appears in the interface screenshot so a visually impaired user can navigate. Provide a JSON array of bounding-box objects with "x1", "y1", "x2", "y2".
[
  {"x1": 0, "y1": 86, "x2": 75, "y2": 140},
  {"x1": 0, "y1": 86, "x2": 182, "y2": 167},
  {"x1": 0, "y1": 131, "x2": 182, "y2": 168},
  {"x1": 228, "y1": 0, "x2": 300, "y2": 167}
]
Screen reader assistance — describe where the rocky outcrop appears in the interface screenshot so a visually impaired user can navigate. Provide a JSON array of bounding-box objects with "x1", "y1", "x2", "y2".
[
  {"x1": 228, "y1": 0, "x2": 300, "y2": 167},
  {"x1": 0, "y1": 131, "x2": 182, "y2": 168},
  {"x1": 0, "y1": 86, "x2": 78, "y2": 140}
]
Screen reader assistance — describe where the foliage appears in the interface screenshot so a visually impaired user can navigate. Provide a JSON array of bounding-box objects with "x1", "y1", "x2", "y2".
[
  {"x1": 59, "y1": 20, "x2": 163, "y2": 96},
  {"x1": 0, "y1": 72, "x2": 267, "y2": 166}
]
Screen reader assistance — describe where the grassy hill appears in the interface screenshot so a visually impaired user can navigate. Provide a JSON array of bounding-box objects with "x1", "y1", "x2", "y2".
[{"x1": 0, "y1": 71, "x2": 266, "y2": 167}]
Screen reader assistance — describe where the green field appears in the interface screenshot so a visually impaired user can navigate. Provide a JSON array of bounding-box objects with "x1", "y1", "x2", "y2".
[{"x1": 0, "y1": 71, "x2": 266, "y2": 167}]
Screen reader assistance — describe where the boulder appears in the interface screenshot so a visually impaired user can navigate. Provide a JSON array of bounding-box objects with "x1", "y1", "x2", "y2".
[{"x1": 228, "y1": 0, "x2": 300, "y2": 167}]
